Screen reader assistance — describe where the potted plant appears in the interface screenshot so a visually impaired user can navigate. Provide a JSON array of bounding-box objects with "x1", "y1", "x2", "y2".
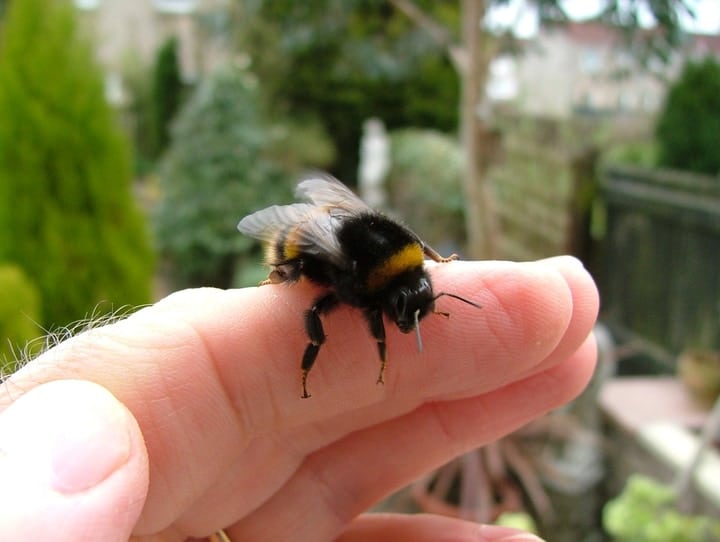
[{"x1": 677, "y1": 349, "x2": 720, "y2": 408}]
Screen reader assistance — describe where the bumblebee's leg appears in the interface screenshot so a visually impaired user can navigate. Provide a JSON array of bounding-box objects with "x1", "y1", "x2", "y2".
[
  {"x1": 423, "y1": 244, "x2": 458, "y2": 263},
  {"x1": 364, "y1": 308, "x2": 387, "y2": 385},
  {"x1": 301, "y1": 292, "x2": 339, "y2": 398},
  {"x1": 260, "y1": 261, "x2": 302, "y2": 285}
]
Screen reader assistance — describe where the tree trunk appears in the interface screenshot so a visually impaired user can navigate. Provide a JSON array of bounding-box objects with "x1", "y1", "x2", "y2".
[
  {"x1": 460, "y1": 0, "x2": 500, "y2": 259},
  {"x1": 389, "y1": 0, "x2": 501, "y2": 259}
]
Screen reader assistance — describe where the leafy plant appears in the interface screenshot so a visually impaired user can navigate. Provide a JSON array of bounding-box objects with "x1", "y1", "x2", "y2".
[
  {"x1": 603, "y1": 474, "x2": 720, "y2": 541},
  {"x1": 0, "y1": 0, "x2": 154, "y2": 329}
]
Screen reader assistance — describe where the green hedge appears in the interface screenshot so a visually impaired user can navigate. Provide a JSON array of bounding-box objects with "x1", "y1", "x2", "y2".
[{"x1": 0, "y1": 264, "x2": 42, "y2": 374}]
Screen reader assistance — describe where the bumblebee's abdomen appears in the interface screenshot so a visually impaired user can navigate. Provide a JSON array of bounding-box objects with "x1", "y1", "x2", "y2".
[
  {"x1": 265, "y1": 225, "x2": 301, "y2": 264},
  {"x1": 338, "y1": 214, "x2": 424, "y2": 292},
  {"x1": 264, "y1": 224, "x2": 335, "y2": 286}
]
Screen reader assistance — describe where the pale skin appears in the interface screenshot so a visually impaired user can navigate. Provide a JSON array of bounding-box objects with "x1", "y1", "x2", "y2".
[{"x1": 0, "y1": 256, "x2": 599, "y2": 541}]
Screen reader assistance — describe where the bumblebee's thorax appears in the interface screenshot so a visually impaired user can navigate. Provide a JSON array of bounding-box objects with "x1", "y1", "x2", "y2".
[{"x1": 337, "y1": 213, "x2": 425, "y2": 294}]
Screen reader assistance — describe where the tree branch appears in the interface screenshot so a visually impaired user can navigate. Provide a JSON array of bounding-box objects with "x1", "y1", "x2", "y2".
[{"x1": 388, "y1": 0, "x2": 468, "y2": 72}]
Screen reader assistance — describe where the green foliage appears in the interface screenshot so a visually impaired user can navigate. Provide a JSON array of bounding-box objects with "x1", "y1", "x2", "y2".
[
  {"x1": 604, "y1": 141, "x2": 659, "y2": 168},
  {"x1": 150, "y1": 36, "x2": 185, "y2": 159},
  {"x1": 603, "y1": 474, "x2": 720, "y2": 541},
  {"x1": 0, "y1": 0, "x2": 154, "y2": 328},
  {"x1": 0, "y1": 264, "x2": 42, "y2": 373},
  {"x1": 386, "y1": 129, "x2": 465, "y2": 249},
  {"x1": 237, "y1": 0, "x2": 459, "y2": 182},
  {"x1": 656, "y1": 57, "x2": 720, "y2": 176},
  {"x1": 264, "y1": 117, "x2": 336, "y2": 173},
  {"x1": 154, "y1": 66, "x2": 296, "y2": 288}
]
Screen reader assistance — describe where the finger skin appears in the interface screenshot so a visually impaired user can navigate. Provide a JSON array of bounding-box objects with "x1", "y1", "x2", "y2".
[
  {"x1": 1, "y1": 258, "x2": 598, "y2": 539},
  {"x1": 0, "y1": 380, "x2": 148, "y2": 542},
  {"x1": 336, "y1": 513, "x2": 545, "y2": 542}
]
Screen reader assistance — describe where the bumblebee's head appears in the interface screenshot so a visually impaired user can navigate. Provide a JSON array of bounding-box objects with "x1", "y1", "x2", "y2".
[
  {"x1": 385, "y1": 275, "x2": 434, "y2": 334},
  {"x1": 383, "y1": 271, "x2": 482, "y2": 353}
]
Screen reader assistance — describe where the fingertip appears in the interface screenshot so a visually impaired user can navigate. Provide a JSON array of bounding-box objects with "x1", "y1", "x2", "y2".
[
  {"x1": 433, "y1": 259, "x2": 576, "y2": 363},
  {"x1": 540, "y1": 255, "x2": 600, "y2": 320}
]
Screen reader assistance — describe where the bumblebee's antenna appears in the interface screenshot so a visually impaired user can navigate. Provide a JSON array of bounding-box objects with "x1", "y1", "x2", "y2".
[
  {"x1": 413, "y1": 309, "x2": 423, "y2": 353},
  {"x1": 433, "y1": 292, "x2": 482, "y2": 310}
]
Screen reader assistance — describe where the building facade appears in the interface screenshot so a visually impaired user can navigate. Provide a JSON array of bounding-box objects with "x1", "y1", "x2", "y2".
[
  {"x1": 75, "y1": 0, "x2": 229, "y2": 104},
  {"x1": 489, "y1": 23, "x2": 720, "y2": 118}
]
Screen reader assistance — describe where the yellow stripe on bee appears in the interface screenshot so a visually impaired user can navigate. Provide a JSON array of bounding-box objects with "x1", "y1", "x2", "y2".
[
  {"x1": 367, "y1": 243, "x2": 424, "y2": 291},
  {"x1": 283, "y1": 232, "x2": 301, "y2": 260}
]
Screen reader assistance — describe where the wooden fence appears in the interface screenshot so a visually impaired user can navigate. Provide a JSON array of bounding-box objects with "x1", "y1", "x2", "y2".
[
  {"x1": 488, "y1": 116, "x2": 598, "y2": 262},
  {"x1": 601, "y1": 165, "x2": 720, "y2": 356}
]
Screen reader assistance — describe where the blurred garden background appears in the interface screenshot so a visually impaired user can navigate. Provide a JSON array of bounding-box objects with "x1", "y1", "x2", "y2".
[{"x1": 1, "y1": 0, "x2": 719, "y2": 540}]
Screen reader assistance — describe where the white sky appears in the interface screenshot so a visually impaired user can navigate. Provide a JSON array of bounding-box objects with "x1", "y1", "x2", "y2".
[{"x1": 487, "y1": 0, "x2": 720, "y2": 38}]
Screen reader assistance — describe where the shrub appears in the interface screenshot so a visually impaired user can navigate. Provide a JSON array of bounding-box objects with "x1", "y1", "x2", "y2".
[
  {"x1": 0, "y1": 0, "x2": 154, "y2": 328},
  {"x1": 656, "y1": 57, "x2": 720, "y2": 176},
  {"x1": 386, "y1": 129, "x2": 466, "y2": 251}
]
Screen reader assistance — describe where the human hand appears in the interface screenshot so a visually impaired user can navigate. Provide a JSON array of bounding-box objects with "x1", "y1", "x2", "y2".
[{"x1": 0, "y1": 256, "x2": 598, "y2": 541}]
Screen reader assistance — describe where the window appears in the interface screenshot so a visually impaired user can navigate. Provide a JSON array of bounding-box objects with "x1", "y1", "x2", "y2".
[{"x1": 154, "y1": 0, "x2": 197, "y2": 14}]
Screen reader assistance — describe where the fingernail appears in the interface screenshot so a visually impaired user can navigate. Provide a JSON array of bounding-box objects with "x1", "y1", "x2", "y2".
[
  {"x1": 49, "y1": 398, "x2": 131, "y2": 494},
  {"x1": 0, "y1": 380, "x2": 132, "y2": 494}
]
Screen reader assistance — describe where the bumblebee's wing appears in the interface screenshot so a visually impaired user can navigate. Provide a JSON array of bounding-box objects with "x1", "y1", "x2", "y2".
[
  {"x1": 238, "y1": 203, "x2": 314, "y2": 242},
  {"x1": 238, "y1": 203, "x2": 347, "y2": 268},
  {"x1": 296, "y1": 174, "x2": 371, "y2": 214}
]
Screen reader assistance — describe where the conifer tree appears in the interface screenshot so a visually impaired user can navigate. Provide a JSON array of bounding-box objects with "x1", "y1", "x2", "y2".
[
  {"x1": 0, "y1": 0, "x2": 154, "y2": 328},
  {"x1": 150, "y1": 36, "x2": 184, "y2": 158},
  {"x1": 154, "y1": 66, "x2": 291, "y2": 288}
]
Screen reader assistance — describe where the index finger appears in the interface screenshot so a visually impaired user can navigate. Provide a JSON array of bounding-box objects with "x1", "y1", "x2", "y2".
[{"x1": 3, "y1": 257, "x2": 597, "y2": 433}]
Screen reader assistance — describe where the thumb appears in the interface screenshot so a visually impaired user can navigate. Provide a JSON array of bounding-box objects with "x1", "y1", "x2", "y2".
[{"x1": 0, "y1": 379, "x2": 149, "y2": 541}]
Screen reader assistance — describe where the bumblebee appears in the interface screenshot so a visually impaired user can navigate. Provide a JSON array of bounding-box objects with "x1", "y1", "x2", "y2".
[{"x1": 238, "y1": 174, "x2": 480, "y2": 398}]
